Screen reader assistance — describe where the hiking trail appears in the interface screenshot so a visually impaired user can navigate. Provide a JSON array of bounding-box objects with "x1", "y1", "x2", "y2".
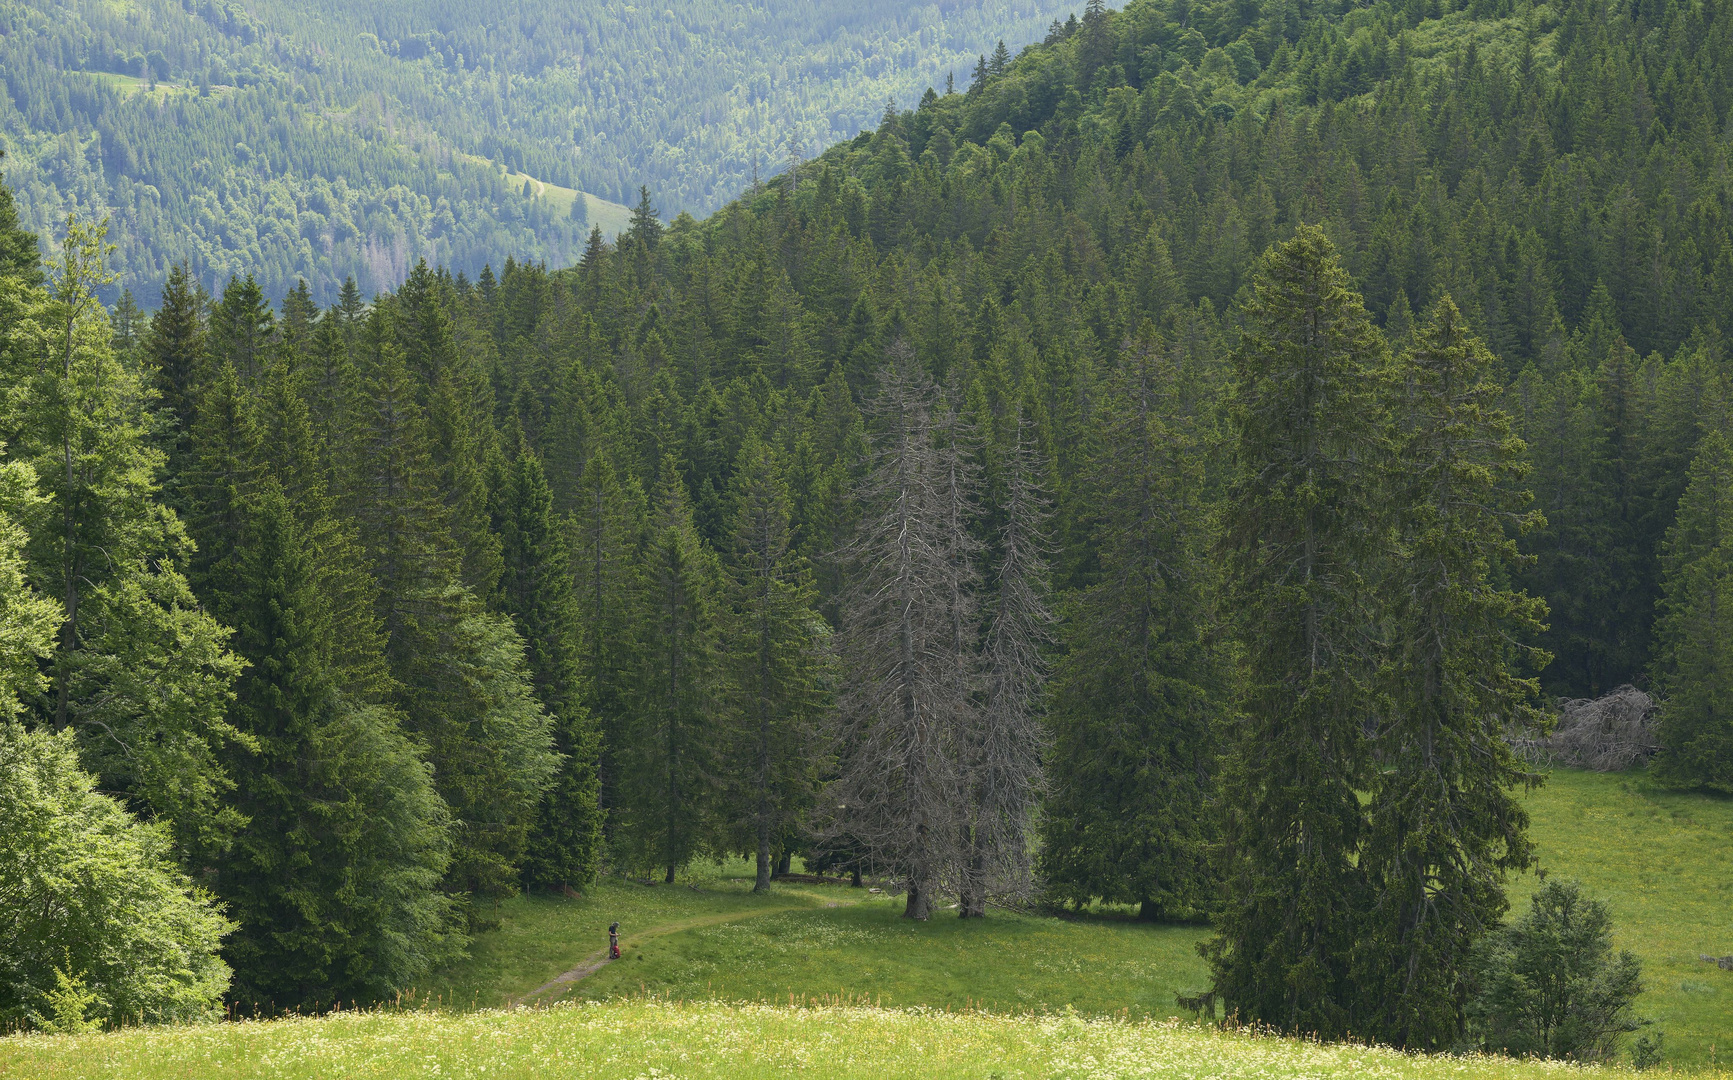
[{"x1": 511, "y1": 897, "x2": 855, "y2": 1007}]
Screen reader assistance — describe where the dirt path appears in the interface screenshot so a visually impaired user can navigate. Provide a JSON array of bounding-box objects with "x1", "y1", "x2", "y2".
[{"x1": 510, "y1": 902, "x2": 843, "y2": 1008}]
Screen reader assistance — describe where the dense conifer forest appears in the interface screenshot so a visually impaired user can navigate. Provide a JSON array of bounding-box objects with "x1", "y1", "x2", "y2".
[
  {"x1": 0, "y1": 0, "x2": 1069, "y2": 300},
  {"x1": 4, "y1": 0, "x2": 1732, "y2": 1057}
]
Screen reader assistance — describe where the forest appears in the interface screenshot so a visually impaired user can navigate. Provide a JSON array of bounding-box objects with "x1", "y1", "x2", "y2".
[
  {"x1": 4, "y1": 0, "x2": 1733, "y2": 1059},
  {"x1": 0, "y1": 0, "x2": 1070, "y2": 302}
]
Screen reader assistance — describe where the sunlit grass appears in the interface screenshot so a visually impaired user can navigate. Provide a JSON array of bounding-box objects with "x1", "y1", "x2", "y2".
[
  {"x1": 451, "y1": 153, "x2": 633, "y2": 236},
  {"x1": 2, "y1": 770, "x2": 1726, "y2": 1075},
  {"x1": 1518, "y1": 769, "x2": 1733, "y2": 1070},
  {"x1": 0, "y1": 999, "x2": 1665, "y2": 1079}
]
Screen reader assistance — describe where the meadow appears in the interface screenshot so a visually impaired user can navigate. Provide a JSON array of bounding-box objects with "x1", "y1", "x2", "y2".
[
  {"x1": 1, "y1": 769, "x2": 1728, "y2": 1077},
  {"x1": 0, "y1": 999, "x2": 1665, "y2": 1079},
  {"x1": 1514, "y1": 770, "x2": 1733, "y2": 1070},
  {"x1": 423, "y1": 768, "x2": 1733, "y2": 1070}
]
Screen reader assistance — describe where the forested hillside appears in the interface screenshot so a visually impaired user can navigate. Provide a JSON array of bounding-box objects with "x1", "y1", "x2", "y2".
[
  {"x1": 4, "y1": 0, "x2": 1731, "y2": 1060},
  {"x1": 0, "y1": 0, "x2": 1069, "y2": 302}
]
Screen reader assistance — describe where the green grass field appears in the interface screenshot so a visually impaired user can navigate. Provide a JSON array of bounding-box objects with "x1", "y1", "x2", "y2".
[
  {"x1": 0, "y1": 1000, "x2": 1664, "y2": 1079},
  {"x1": 83, "y1": 71, "x2": 198, "y2": 102},
  {"x1": 1516, "y1": 770, "x2": 1733, "y2": 1070},
  {"x1": 454, "y1": 154, "x2": 634, "y2": 237},
  {"x1": 1, "y1": 768, "x2": 1728, "y2": 1076}
]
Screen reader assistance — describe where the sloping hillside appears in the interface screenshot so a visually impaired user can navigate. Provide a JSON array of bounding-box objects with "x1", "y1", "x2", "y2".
[{"x1": 0, "y1": 0, "x2": 1072, "y2": 301}]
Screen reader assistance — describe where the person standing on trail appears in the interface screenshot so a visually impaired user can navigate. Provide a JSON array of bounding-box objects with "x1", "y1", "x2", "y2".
[{"x1": 608, "y1": 922, "x2": 620, "y2": 960}]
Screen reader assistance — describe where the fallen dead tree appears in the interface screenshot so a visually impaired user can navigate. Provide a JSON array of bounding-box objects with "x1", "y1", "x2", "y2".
[{"x1": 1514, "y1": 685, "x2": 1658, "y2": 771}]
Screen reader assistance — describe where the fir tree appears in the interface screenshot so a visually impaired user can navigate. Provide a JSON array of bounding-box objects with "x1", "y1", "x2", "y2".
[
  {"x1": 218, "y1": 484, "x2": 457, "y2": 1009},
  {"x1": 145, "y1": 263, "x2": 207, "y2": 469},
  {"x1": 1651, "y1": 431, "x2": 1733, "y2": 791},
  {"x1": 1041, "y1": 343, "x2": 1222, "y2": 921},
  {"x1": 1353, "y1": 298, "x2": 1548, "y2": 1049},
  {"x1": 342, "y1": 306, "x2": 556, "y2": 911},
  {"x1": 568, "y1": 446, "x2": 644, "y2": 822},
  {"x1": 1205, "y1": 227, "x2": 1390, "y2": 1037},
  {"x1": 722, "y1": 434, "x2": 827, "y2": 892},
  {"x1": 210, "y1": 273, "x2": 275, "y2": 382},
  {"x1": 617, "y1": 458, "x2": 724, "y2": 881},
  {"x1": 498, "y1": 446, "x2": 604, "y2": 890},
  {"x1": 182, "y1": 361, "x2": 262, "y2": 600}
]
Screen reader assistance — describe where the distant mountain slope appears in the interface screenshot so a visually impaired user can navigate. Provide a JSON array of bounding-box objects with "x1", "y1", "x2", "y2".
[{"x1": 0, "y1": 0, "x2": 1070, "y2": 302}]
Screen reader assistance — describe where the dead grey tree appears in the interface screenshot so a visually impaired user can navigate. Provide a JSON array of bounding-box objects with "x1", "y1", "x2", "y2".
[
  {"x1": 958, "y1": 410, "x2": 1053, "y2": 917},
  {"x1": 1515, "y1": 685, "x2": 1657, "y2": 771},
  {"x1": 829, "y1": 342, "x2": 979, "y2": 920}
]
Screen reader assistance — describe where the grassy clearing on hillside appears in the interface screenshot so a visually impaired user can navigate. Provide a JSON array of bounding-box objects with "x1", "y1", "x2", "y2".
[
  {"x1": 0, "y1": 1000, "x2": 1654, "y2": 1079},
  {"x1": 423, "y1": 867, "x2": 844, "y2": 1010},
  {"x1": 569, "y1": 897, "x2": 1211, "y2": 1019},
  {"x1": 1518, "y1": 770, "x2": 1733, "y2": 1070},
  {"x1": 454, "y1": 153, "x2": 634, "y2": 238},
  {"x1": 432, "y1": 771, "x2": 1730, "y2": 1069},
  {"x1": 3, "y1": 770, "x2": 1724, "y2": 1075},
  {"x1": 83, "y1": 71, "x2": 196, "y2": 103}
]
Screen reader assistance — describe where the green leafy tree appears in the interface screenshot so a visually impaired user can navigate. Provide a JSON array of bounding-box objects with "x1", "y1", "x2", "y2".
[
  {"x1": 20, "y1": 217, "x2": 244, "y2": 855},
  {"x1": 1205, "y1": 226, "x2": 1389, "y2": 1037},
  {"x1": 0, "y1": 722, "x2": 233, "y2": 1029},
  {"x1": 1466, "y1": 880, "x2": 1645, "y2": 1062}
]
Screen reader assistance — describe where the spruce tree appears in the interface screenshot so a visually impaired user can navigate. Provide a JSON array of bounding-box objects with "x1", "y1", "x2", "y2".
[
  {"x1": 723, "y1": 433, "x2": 827, "y2": 892},
  {"x1": 210, "y1": 273, "x2": 275, "y2": 382},
  {"x1": 393, "y1": 265, "x2": 502, "y2": 600},
  {"x1": 145, "y1": 263, "x2": 207, "y2": 472},
  {"x1": 182, "y1": 361, "x2": 262, "y2": 599},
  {"x1": 1041, "y1": 344, "x2": 1222, "y2": 921},
  {"x1": 1651, "y1": 431, "x2": 1733, "y2": 791},
  {"x1": 1353, "y1": 297, "x2": 1548, "y2": 1049},
  {"x1": 617, "y1": 457, "x2": 723, "y2": 882},
  {"x1": 498, "y1": 446, "x2": 604, "y2": 890},
  {"x1": 1205, "y1": 227, "x2": 1389, "y2": 1037},
  {"x1": 831, "y1": 344, "x2": 978, "y2": 920},
  {"x1": 341, "y1": 306, "x2": 557, "y2": 911},
  {"x1": 960, "y1": 410, "x2": 1051, "y2": 917},
  {"x1": 568, "y1": 445, "x2": 643, "y2": 822},
  {"x1": 218, "y1": 484, "x2": 456, "y2": 1010}
]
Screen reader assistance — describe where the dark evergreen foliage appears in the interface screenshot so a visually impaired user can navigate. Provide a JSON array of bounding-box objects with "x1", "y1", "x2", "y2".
[{"x1": 3, "y1": 0, "x2": 1727, "y2": 1046}]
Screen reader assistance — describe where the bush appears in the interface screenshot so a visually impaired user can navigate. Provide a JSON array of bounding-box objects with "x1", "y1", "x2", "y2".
[
  {"x1": 0, "y1": 722, "x2": 233, "y2": 1029},
  {"x1": 1465, "y1": 879, "x2": 1644, "y2": 1061}
]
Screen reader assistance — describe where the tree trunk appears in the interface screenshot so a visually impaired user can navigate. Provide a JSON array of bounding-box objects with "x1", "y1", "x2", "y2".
[
  {"x1": 851, "y1": 867, "x2": 862, "y2": 888},
  {"x1": 959, "y1": 846, "x2": 986, "y2": 917},
  {"x1": 664, "y1": 864, "x2": 675, "y2": 884},
  {"x1": 903, "y1": 882, "x2": 931, "y2": 920},
  {"x1": 754, "y1": 819, "x2": 771, "y2": 892},
  {"x1": 775, "y1": 850, "x2": 791, "y2": 876}
]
